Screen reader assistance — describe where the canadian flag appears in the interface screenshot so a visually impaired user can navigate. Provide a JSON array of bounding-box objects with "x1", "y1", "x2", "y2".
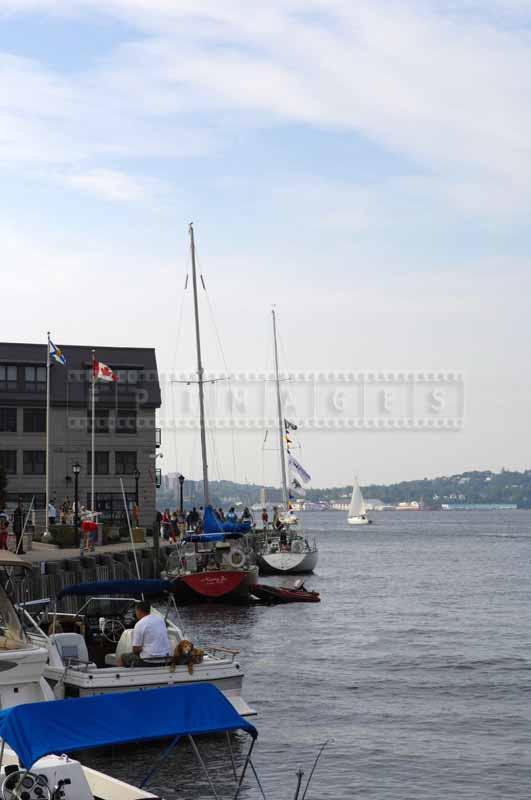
[{"x1": 93, "y1": 359, "x2": 118, "y2": 382}]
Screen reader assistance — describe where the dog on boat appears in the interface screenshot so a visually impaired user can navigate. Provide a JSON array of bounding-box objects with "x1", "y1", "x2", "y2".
[{"x1": 170, "y1": 640, "x2": 205, "y2": 674}]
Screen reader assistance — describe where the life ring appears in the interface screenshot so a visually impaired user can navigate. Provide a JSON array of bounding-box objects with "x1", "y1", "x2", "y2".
[
  {"x1": 228, "y1": 548, "x2": 245, "y2": 568},
  {"x1": 291, "y1": 538, "x2": 305, "y2": 554}
]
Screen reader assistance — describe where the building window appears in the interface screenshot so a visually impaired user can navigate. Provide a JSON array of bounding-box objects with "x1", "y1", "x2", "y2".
[
  {"x1": 6, "y1": 493, "x2": 45, "y2": 509},
  {"x1": 0, "y1": 409, "x2": 17, "y2": 433},
  {"x1": 0, "y1": 451, "x2": 17, "y2": 475},
  {"x1": 0, "y1": 366, "x2": 17, "y2": 392},
  {"x1": 23, "y1": 408, "x2": 46, "y2": 433},
  {"x1": 87, "y1": 408, "x2": 110, "y2": 434},
  {"x1": 24, "y1": 366, "x2": 46, "y2": 392},
  {"x1": 115, "y1": 410, "x2": 137, "y2": 434},
  {"x1": 23, "y1": 450, "x2": 45, "y2": 475},
  {"x1": 115, "y1": 451, "x2": 137, "y2": 475},
  {"x1": 88, "y1": 492, "x2": 136, "y2": 524},
  {"x1": 87, "y1": 451, "x2": 110, "y2": 475}
]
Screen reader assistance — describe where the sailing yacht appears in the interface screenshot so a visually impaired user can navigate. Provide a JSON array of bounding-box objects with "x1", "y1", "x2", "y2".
[
  {"x1": 347, "y1": 476, "x2": 371, "y2": 525},
  {"x1": 256, "y1": 310, "x2": 318, "y2": 575}
]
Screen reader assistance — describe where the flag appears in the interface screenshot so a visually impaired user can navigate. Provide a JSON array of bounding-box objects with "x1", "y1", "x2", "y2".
[
  {"x1": 288, "y1": 454, "x2": 311, "y2": 484},
  {"x1": 93, "y1": 359, "x2": 118, "y2": 382},
  {"x1": 49, "y1": 340, "x2": 66, "y2": 366},
  {"x1": 290, "y1": 476, "x2": 306, "y2": 497},
  {"x1": 284, "y1": 419, "x2": 298, "y2": 431}
]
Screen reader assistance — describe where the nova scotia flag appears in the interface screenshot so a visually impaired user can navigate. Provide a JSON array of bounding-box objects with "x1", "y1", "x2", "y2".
[{"x1": 49, "y1": 340, "x2": 66, "y2": 366}]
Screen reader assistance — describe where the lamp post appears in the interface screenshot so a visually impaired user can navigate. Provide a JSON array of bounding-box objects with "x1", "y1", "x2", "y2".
[
  {"x1": 133, "y1": 468, "x2": 140, "y2": 506},
  {"x1": 178, "y1": 474, "x2": 185, "y2": 513},
  {"x1": 72, "y1": 462, "x2": 80, "y2": 535}
]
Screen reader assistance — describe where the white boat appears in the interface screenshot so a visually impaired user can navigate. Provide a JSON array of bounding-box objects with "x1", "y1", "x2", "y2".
[
  {"x1": 256, "y1": 310, "x2": 318, "y2": 575},
  {"x1": 0, "y1": 554, "x2": 160, "y2": 800},
  {"x1": 347, "y1": 476, "x2": 371, "y2": 525},
  {"x1": 24, "y1": 579, "x2": 255, "y2": 717}
]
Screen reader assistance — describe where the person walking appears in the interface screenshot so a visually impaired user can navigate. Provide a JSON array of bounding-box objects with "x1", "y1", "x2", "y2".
[
  {"x1": 13, "y1": 497, "x2": 25, "y2": 554},
  {"x1": 261, "y1": 507, "x2": 269, "y2": 530},
  {"x1": 0, "y1": 507, "x2": 9, "y2": 550},
  {"x1": 48, "y1": 500, "x2": 57, "y2": 528}
]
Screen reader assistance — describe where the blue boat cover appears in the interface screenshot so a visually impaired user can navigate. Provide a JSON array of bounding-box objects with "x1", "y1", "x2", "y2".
[
  {"x1": 203, "y1": 505, "x2": 224, "y2": 533},
  {"x1": 0, "y1": 684, "x2": 257, "y2": 768},
  {"x1": 203, "y1": 505, "x2": 252, "y2": 534},
  {"x1": 57, "y1": 579, "x2": 172, "y2": 599},
  {"x1": 185, "y1": 533, "x2": 225, "y2": 543}
]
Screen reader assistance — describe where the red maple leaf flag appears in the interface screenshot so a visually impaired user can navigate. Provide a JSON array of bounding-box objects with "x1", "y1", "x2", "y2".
[{"x1": 93, "y1": 359, "x2": 118, "y2": 383}]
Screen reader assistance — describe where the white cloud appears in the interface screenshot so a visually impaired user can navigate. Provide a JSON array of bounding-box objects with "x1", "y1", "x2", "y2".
[{"x1": 65, "y1": 169, "x2": 146, "y2": 201}]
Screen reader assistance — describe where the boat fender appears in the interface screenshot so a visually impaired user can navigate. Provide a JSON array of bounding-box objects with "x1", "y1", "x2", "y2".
[
  {"x1": 228, "y1": 547, "x2": 245, "y2": 568},
  {"x1": 291, "y1": 539, "x2": 305, "y2": 554}
]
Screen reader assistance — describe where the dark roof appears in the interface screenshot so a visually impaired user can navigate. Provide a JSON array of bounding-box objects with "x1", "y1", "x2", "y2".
[{"x1": 0, "y1": 343, "x2": 161, "y2": 408}]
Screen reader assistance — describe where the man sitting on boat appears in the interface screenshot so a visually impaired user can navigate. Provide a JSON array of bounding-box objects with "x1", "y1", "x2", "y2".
[{"x1": 118, "y1": 601, "x2": 171, "y2": 667}]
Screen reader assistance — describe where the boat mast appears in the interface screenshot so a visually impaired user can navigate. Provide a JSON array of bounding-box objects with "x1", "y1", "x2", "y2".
[
  {"x1": 189, "y1": 223, "x2": 210, "y2": 507},
  {"x1": 272, "y1": 309, "x2": 289, "y2": 509}
]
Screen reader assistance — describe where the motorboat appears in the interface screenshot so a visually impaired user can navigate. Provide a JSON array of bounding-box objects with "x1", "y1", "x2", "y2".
[
  {"x1": 23, "y1": 579, "x2": 255, "y2": 717},
  {"x1": 252, "y1": 580, "x2": 320, "y2": 603},
  {"x1": 163, "y1": 522, "x2": 259, "y2": 603},
  {"x1": 0, "y1": 555, "x2": 162, "y2": 799},
  {"x1": 347, "y1": 476, "x2": 371, "y2": 525},
  {"x1": 0, "y1": 684, "x2": 259, "y2": 799}
]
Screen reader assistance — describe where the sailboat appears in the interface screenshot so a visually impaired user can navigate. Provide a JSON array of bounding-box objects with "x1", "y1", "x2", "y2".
[
  {"x1": 256, "y1": 310, "x2": 318, "y2": 575},
  {"x1": 347, "y1": 476, "x2": 371, "y2": 525},
  {"x1": 164, "y1": 224, "x2": 258, "y2": 601}
]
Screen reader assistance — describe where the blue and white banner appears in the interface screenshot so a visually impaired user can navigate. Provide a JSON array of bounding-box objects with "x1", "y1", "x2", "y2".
[
  {"x1": 290, "y1": 476, "x2": 306, "y2": 496},
  {"x1": 288, "y1": 454, "x2": 311, "y2": 484},
  {"x1": 49, "y1": 340, "x2": 66, "y2": 366}
]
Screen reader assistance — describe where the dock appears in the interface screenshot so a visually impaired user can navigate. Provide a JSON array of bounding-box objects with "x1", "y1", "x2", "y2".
[{"x1": 10, "y1": 539, "x2": 169, "y2": 605}]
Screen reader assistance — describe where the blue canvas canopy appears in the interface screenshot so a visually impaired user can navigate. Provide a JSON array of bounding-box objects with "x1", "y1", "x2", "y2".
[
  {"x1": 202, "y1": 505, "x2": 252, "y2": 534},
  {"x1": 0, "y1": 684, "x2": 257, "y2": 768},
  {"x1": 57, "y1": 579, "x2": 172, "y2": 599}
]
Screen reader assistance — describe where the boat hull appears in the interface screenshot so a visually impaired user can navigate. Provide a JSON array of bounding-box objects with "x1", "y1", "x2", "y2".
[
  {"x1": 252, "y1": 583, "x2": 320, "y2": 603},
  {"x1": 347, "y1": 516, "x2": 370, "y2": 525},
  {"x1": 257, "y1": 549, "x2": 318, "y2": 575},
  {"x1": 169, "y1": 567, "x2": 258, "y2": 602}
]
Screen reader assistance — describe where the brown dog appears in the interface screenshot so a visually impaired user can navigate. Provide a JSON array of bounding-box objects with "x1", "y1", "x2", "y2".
[{"x1": 171, "y1": 639, "x2": 194, "y2": 673}]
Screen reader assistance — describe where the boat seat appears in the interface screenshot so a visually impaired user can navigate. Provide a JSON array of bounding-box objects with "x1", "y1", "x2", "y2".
[{"x1": 50, "y1": 632, "x2": 90, "y2": 665}]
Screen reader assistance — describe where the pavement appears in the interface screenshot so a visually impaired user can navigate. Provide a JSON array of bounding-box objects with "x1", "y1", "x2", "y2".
[{"x1": 19, "y1": 538, "x2": 158, "y2": 564}]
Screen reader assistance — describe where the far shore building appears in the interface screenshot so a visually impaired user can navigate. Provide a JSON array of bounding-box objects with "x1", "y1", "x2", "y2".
[{"x1": 0, "y1": 343, "x2": 161, "y2": 529}]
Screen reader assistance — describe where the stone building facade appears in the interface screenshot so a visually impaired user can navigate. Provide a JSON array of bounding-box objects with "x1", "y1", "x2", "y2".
[{"x1": 0, "y1": 343, "x2": 161, "y2": 528}]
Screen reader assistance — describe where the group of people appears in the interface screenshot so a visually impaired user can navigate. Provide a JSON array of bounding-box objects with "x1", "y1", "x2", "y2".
[{"x1": 156, "y1": 504, "x2": 257, "y2": 542}]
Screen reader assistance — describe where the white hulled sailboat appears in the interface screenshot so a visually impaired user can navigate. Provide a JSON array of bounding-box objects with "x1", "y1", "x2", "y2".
[{"x1": 347, "y1": 477, "x2": 371, "y2": 525}]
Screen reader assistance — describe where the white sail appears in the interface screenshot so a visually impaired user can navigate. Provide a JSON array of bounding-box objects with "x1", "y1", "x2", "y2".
[{"x1": 348, "y1": 477, "x2": 366, "y2": 518}]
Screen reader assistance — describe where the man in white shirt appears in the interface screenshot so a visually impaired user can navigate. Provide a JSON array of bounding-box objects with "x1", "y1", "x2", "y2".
[{"x1": 119, "y1": 601, "x2": 171, "y2": 666}]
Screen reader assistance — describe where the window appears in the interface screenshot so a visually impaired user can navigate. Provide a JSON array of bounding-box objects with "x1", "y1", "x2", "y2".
[
  {"x1": 0, "y1": 409, "x2": 17, "y2": 433},
  {"x1": 23, "y1": 450, "x2": 45, "y2": 475},
  {"x1": 0, "y1": 451, "x2": 16, "y2": 474},
  {"x1": 115, "y1": 451, "x2": 137, "y2": 475},
  {"x1": 115, "y1": 410, "x2": 137, "y2": 434},
  {"x1": 87, "y1": 492, "x2": 136, "y2": 524},
  {"x1": 87, "y1": 451, "x2": 110, "y2": 475},
  {"x1": 0, "y1": 366, "x2": 17, "y2": 391},
  {"x1": 23, "y1": 408, "x2": 46, "y2": 433},
  {"x1": 24, "y1": 366, "x2": 46, "y2": 392},
  {"x1": 87, "y1": 408, "x2": 110, "y2": 434},
  {"x1": 6, "y1": 492, "x2": 45, "y2": 509}
]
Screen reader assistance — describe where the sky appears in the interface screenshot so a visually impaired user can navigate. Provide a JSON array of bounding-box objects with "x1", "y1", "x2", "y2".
[{"x1": 1, "y1": 0, "x2": 531, "y2": 488}]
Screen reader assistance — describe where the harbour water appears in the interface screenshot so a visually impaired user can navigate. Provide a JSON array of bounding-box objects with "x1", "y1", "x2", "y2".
[{"x1": 83, "y1": 510, "x2": 531, "y2": 799}]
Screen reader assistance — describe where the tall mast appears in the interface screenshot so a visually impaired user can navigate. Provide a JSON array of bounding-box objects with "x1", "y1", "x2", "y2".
[
  {"x1": 45, "y1": 332, "x2": 51, "y2": 533},
  {"x1": 272, "y1": 309, "x2": 288, "y2": 509},
  {"x1": 189, "y1": 223, "x2": 210, "y2": 506}
]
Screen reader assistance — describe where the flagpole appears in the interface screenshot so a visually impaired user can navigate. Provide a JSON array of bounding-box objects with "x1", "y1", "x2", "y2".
[
  {"x1": 45, "y1": 333, "x2": 51, "y2": 535},
  {"x1": 91, "y1": 350, "x2": 95, "y2": 514}
]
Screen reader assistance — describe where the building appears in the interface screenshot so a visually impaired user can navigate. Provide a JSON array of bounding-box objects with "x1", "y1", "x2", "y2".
[{"x1": 0, "y1": 343, "x2": 161, "y2": 528}]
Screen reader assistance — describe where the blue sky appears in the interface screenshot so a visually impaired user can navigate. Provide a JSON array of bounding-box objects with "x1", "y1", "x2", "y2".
[{"x1": 1, "y1": 0, "x2": 531, "y2": 487}]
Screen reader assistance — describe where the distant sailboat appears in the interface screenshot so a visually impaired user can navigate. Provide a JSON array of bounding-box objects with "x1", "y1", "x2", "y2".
[{"x1": 347, "y1": 477, "x2": 371, "y2": 525}]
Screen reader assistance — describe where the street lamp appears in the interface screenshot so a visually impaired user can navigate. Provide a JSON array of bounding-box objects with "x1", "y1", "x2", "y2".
[
  {"x1": 133, "y1": 468, "x2": 140, "y2": 506},
  {"x1": 72, "y1": 462, "x2": 81, "y2": 533},
  {"x1": 178, "y1": 474, "x2": 185, "y2": 513}
]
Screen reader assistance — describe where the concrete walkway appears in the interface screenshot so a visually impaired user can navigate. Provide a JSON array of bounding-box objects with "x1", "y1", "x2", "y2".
[{"x1": 20, "y1": 538, "x2": 160, "y2": 564}]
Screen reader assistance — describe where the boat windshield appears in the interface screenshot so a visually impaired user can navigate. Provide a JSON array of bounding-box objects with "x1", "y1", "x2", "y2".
[{"x1": 0, "y1": 584, "x2": 27, "y2": 644}]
